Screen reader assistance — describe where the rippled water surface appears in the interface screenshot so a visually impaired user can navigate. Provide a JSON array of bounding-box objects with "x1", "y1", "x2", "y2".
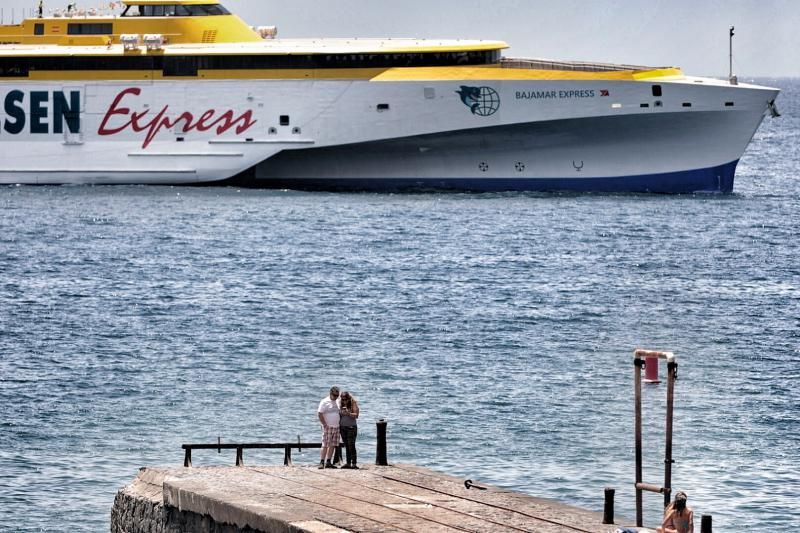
[{"x1": 1, "y1": 79, "x2": 798, "y2": 532}]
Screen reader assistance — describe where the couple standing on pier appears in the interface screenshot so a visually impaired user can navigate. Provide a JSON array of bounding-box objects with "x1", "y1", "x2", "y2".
[{"x1": 317, "y1": 386, "x2": 360, "y2": 469}]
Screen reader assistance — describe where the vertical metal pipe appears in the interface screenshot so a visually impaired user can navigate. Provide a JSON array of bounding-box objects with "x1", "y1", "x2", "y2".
[
  {"x1": 729, "y1": 27, "x2": 734, "y2": 80},
  {"x1": 376, "y1": 418, "x2": 388, "y2": 466},
  {"x1": 235, "y1": 447, "x2": 243, "y2": 467},
  {"x1": 701, "y1": 514, "x2": 713, "y2": 533},
  {"x1": 333, "y1": 443, "x2": 342, "y2": 465},
  {"x1": 664, "y1": 361, "x2": 677, "y2": 508},
  {"x1": 634, "y1": 356, "x2": 644, "y2": 527},
  {"x1": 284, "y1": 446, "x2": 292, "y2": 466},
  {"x1": 183, "y1": 448, "x2": 192, "y2": 468},
  {"x1": 603, "y1": 487, "x2": 615, "y2": 524}
]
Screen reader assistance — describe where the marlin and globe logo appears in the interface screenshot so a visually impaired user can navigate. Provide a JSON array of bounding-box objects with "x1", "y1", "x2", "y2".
[{"x1": 456, "y1": 86, "x2": 501, "y2": 116}]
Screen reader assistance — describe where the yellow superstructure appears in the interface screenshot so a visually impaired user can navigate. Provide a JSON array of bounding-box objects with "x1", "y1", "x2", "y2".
[
  {"x1": 0, "y1": 0, "x2": 262, "y2": 46},
  {"x1": 0, "y1": 1, "x2": 680, "y2": 83}
]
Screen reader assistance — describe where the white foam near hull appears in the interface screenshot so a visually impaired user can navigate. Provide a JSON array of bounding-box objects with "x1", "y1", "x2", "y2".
[{"x1": 0, "y1": 77, "x2": 778, "y2": 192}]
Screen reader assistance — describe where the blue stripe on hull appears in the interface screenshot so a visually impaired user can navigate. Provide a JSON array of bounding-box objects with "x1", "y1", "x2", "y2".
[{"x1": 257, "y1": 160, "x2": 739, "y2": 194}]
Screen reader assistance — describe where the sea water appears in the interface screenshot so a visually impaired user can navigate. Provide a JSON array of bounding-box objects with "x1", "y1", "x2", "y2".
[{"x1": 0, "y1": 79, "x2": 798, "y2": 532}]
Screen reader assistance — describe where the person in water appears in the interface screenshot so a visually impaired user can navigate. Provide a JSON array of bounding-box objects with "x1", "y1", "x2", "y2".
[
  {"x1": 658, "y1": 491, "x2": 694, "y2": 533},
  {"x1": 338, "y1": 391, "x2": 359, "y2": 469}
]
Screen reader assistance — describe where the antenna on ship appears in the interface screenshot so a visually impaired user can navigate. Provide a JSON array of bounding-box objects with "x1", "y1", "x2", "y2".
[{"x1": 728, "y1": 26, "x2": 738, "y2": 85}]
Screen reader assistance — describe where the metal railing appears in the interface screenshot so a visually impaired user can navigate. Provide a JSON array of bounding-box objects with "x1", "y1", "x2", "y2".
[
  {"x1": 182, "y1": 419, "x2": 389, "y2": 468},
  {"x1": 501, "y1": 57, "x2": 664, "y2": 73}
]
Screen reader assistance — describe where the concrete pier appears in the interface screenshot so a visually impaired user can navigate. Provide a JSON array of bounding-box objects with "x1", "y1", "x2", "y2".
[{"x1": 112, "y1": 464, "x2": 631, "y2": 532}]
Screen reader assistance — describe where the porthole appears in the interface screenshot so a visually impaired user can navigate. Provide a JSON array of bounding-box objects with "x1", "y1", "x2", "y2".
[{"x1": 292, "y1": 127, "x2": 301, "y2": 135}]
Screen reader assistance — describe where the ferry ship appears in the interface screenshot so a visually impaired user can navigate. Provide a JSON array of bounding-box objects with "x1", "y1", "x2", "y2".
[{"x1": 0, "y1": 0, "x2": 780, "y2": 192}]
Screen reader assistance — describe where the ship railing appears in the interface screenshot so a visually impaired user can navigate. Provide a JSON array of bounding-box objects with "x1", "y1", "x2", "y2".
[{"x1": 501, "y1": 57, "x2": 664, "y2": 73}]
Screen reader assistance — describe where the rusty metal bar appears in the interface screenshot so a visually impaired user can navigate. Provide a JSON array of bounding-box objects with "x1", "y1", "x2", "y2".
[
  {"x1": 634, "y1": 356, "x2": 644, "y2": 527},
  {"x1": 635, "y1": 482, "x2": 666, "y2": 494},
  {"x1": 664, "y1": 360, "x2": 678, "y2": 508},
  {"x1": 635, "y1": 349, "x2": 674, "y2": 360}
]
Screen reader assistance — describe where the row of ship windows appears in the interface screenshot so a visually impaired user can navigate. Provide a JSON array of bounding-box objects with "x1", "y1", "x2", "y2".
[
  {"x1": 121, "y1": 5, "x2": 231, "y2": 17},
  {"x1": 0, "y1": 51, "x2": 500, "y2": 76},
  {"x1": 33, "y1": 23, "x2": 114, "y2": 35}
]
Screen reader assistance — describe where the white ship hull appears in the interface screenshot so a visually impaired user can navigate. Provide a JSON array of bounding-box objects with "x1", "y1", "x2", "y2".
[{"x1": 0, "y1": 76, "x2": 778, "y2": 193}]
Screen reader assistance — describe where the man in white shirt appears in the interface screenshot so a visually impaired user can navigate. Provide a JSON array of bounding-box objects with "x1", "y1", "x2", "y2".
[{"x1": 317, "y1": 386, "x2": 341, "y2": 469}]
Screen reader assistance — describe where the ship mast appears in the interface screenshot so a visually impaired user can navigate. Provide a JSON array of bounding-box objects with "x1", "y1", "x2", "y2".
[{"x1": 729, "y1": 26, "x2": 738, "y2": 85}]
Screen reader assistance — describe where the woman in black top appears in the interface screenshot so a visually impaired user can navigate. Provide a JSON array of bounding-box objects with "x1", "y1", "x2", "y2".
[{"x1": 339, "y1": 392, "x2": 360, "y2": 469}]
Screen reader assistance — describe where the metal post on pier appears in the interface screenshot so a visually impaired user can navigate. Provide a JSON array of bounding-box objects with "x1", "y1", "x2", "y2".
[
  {"x1": 603, "y1": 487, "x2": 615, "y2": 525},
  {"x1": 634, "y1": 349, "x2": 679, "y2": 527},
  {"x1": 376, "y1": 418, "x2": 388, "y2": 466},
  {"x1": 701, "y1": 515, "x2": 713, "y2": 533},
  {"x1": 634, "y1": 354, "x2": 645, "y2": 526},
  {"x1": 664, "y1": 357, "x2": 678, "y2": 508}
]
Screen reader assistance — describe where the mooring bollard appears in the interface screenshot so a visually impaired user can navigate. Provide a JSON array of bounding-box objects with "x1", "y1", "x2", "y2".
[
  {"x1": 701, "y1": 514, "x2": 713, "y2": 533},
  {"x1": 376, "y1": 418, "x2": 388, "y2": 466},
  {"x1": 603, "y1": 487, "x2": 615, "y2": 524}
]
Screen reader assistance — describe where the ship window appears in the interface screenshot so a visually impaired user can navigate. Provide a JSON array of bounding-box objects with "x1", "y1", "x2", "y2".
[
  {"x1": 280, "y1": 115, "x2": 290, "y2": 126},
  {"x1": 121, "y1": 6, "x2": 141, "y2": 16},
  {"x1": 652, "y1": 85, "x2": 663, "y2": 97},
  {"x1": 145, "y1": 6, "x2": 166, "y2": 17},
  {"x1": 68, "y1": 23, "x2": 113, "y2": 35},
  {"x1": 172, "y1": 6, "x2": 192, "y2": 16},
  {"x1": 164, "y1": 56, "x2": 198, "y2": 76},
  {"x1": 725, "y1": 102, "x2": 735, "y2": 107},
  {"x1": 377, "y1": 103, "x2": 390, "y2": 111},
  {"x1": 682, "y1": 102, "x2": 692, "y2": 107},
  {"x1": 0, "y1": 62, "x2": 29, "y2": 77},
  {"x1": 34, "y1": 23, "x2": 45, "y2": 36}
]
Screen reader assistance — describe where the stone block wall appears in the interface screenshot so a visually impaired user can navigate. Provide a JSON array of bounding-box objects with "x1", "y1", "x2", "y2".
[{"x1": 110, "y1": 468, "x2": 257, "y2": 533}]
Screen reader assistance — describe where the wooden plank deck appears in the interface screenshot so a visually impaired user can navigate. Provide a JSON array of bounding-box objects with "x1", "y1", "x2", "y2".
[{"x1": 125, "y1": 464, "x2": 631, "y2": 532}]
